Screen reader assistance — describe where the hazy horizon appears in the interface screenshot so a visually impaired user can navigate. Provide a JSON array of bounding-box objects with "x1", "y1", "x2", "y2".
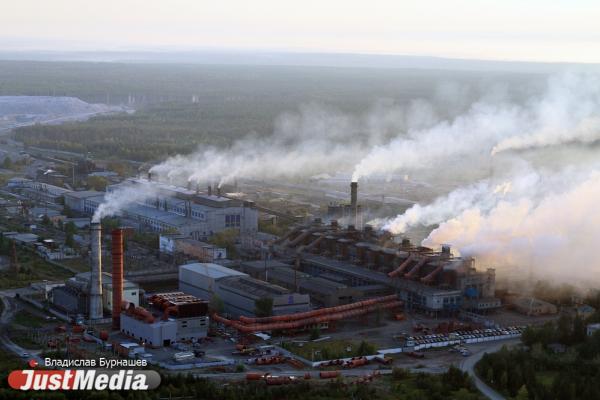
[{"x1": 3, "y1": 0, "x2": 600, "y2": 64}]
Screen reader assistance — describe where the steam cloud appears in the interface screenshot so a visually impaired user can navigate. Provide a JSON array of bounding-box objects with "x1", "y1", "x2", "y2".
[
  {"x1": 422, "y1": 169, "x2": 600, "y2": 285},
  {"x1": 352, "y1": 73, "x2": 600, "y2": 182},
  {"x1": 149, "y1": 101, "x2": 442, "y2": 186},
  {"x1": 92, "y1": 182, "x2": 158, "y2": 222}
]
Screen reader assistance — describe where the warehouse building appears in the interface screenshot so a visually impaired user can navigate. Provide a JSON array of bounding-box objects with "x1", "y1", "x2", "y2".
[
  {"x1": 179, "y1": 262, "x2": 310, "y2": 317},
  {"x1": 120, "y1": 292, "x2": 209, "y2": 347}
]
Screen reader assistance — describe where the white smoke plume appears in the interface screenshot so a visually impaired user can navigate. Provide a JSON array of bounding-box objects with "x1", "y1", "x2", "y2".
[
  {"x1": 92, "y1": 182, "x2": 159, "y2": 223},
  {"x1": 352, "y1": 73, "x2": 600, "y2": 182},
  {"x1": 150, "y1": 101, "x2": 441, "y2": 187},
  {"x1": 417, "y1": 167, "x2": 600, "y2": 285},
  {"x1": 378, "y1": 167, "x2": 543, "y2": 234}
]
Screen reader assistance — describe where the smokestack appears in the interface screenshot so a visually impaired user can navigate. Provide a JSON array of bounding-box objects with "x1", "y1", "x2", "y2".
[
  {"x1": 111, "y1": 229, "x2": 124, "y2": 330},
  {"x1": 89, "y1": 222, "x2": 103, "y2": 320},
  {"x1": 350, "y1": 181, "x2": 358, "y2": 227},
  {"x1": 147, "y1": 171, "x2": 152, "y2": 182},
  {"x1": 216, "y1": 186, "x2": 221, "y2": 197},
  {"x1": 207, "y1": 185, "x2": 212, "y2": 196}
]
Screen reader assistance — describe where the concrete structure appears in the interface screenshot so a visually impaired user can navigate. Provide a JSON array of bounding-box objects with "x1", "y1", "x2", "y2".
[
  {"x1": 179, "y1": 263, "x2": 310, "y2": 317},
  {"x1": 63, "y1": 190, "x2": 103, "y2": 213},
  {"x1": 51, "y1": 272, "x2": 140, "y2": 317},
  {"x1": 120, "y1": 292, "x2": 209, "y2": 347},
  {"x1": 19, "y1": 181, "x2": 71, "y2": 204}
]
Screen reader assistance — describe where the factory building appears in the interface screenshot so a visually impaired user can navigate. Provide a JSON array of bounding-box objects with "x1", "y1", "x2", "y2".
[
  {"x1": 179, "y1": 263, "x2": 311, "y2": 317},
  {"x1": 17, "y1": 181, "x2": 71, "y2": 205},
  {"x1": 120, "y1": 292, "x2": 209, "y2": 347},
  {"x1": 270, "y1": 184, "x2": 501, "y2": 316},
  {"x1": 74, "y1": 178, "x2": 258, "y2": 240},
  {"x1": 63, "y1": 190, "x2": 103, "y2": 214},
  {"x1": 50, "y1": 272, "x2": 141, "y2": 317}
]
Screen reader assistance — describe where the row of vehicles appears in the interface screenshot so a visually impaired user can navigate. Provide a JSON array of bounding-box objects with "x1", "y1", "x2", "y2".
[{"x1": 406, "y1": 325, "x2": 525, "y2": 347}]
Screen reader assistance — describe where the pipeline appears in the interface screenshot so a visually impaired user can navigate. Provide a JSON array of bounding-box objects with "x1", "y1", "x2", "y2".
[
  {"x1": 238, "y1": 294, "x2": 398, "y2": 324},
  {"x1": 216, "y1": 300, "x2": 402, "y2": 334},
  {"x1": 420, "y1": 263, "x2": 446, "y2": 284},
  {"x1": 404, "y1": 257, "x2": 430, "y2": 279},
  {"x1": 388, "y1": 253, "x2": 415, "y2": 278}
]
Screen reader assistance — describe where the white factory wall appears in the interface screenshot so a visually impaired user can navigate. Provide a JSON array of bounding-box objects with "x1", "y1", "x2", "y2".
[{"x1": 120, "y1": 314, "x2": 177, "y2": 347}]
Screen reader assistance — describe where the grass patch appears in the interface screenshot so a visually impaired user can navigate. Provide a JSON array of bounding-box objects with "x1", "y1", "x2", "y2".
[
  {"x1": 0, "y1": 248, "x2": 73, "y2": 289},
  {"x1": 12, "y1": 310, "x2": 48, "y2": 329},
  {"x1": 59, "y1": 257, "x2": 91, "y2": 272},
  {"x1": 282, "y1": 339, "x2": 378, "y2": 361},
  {"x1": 9, "y1": 333, "x2": 42, "y2": 350}
]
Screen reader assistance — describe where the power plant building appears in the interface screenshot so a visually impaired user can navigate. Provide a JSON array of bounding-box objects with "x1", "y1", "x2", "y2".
[
  {"x1": 179, "y1": 263, "x2": 311, "y2": 317},
  {"x1": 75, "y1": 178, "x2": 258, "y2": 240},
  {"x1": 50, "y1": 272, "x2": 140, "y2": 317},
  {"x1": 120, "y1": 292, "x2": 209, "y2": 347}
]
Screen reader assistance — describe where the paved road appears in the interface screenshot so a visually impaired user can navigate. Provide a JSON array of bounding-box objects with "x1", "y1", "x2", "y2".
[
  {"x1": 192, "y1": 368, "x2": 393, "y2": 380},
  {"x1": 0, "y1": 294, "x2": 44, "y2": 365},
  {"x1": 459, "y1": 339, "x2": 520, "y2": 400}
]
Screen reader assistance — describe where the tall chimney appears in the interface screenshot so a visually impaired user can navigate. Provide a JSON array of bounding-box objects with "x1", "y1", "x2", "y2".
[
  {"x1": 207, "y1": 185, "x2": 212, "y2": 196},
  {"x1": 350, "y1": 181, "x2": 358, "y2": 227},
  {"x1": 147, "y1": 171, "x2": 152, "y2": 182},
  {"x1": 216, "y1": 186, "x2": 221, "y2": 197},
  {"x1": 89, "y1": 222, "x2": 103, "y2": 320},
  {"x1": 111, "y1": 229, "x2": 124, "y2": 330}
]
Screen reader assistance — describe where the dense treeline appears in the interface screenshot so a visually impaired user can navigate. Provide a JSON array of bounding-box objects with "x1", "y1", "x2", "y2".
[
  {"x1": 476, "y1": 313, "x2": 600, "y2": 400},
  {"x1": 15, "y1": 101, "x2": 261, "y2": 161}
]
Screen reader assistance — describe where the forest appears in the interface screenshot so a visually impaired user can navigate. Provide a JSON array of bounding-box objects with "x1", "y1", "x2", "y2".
[
  {"x1": 476, "y1": 311, "x2": 600, "y2": 400},
  {"x1": 2, "y1": 60, "x2": 539, "y2": 162}
]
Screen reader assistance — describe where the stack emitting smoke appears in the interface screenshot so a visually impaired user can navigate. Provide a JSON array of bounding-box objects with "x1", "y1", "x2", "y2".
[
  {"x1": 89, "y1": 222, "x2": 103, "y2": 320},
  {"x1": 111, "y1": 228, "x2": 124, "y2": 330}
]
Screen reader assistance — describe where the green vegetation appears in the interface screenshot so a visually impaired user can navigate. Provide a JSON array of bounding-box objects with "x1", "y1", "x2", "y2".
[
  {"x1": 208, "y1": 228, "x2": 238, "y2": 259},
  {"x1": 12, "y1": 309, "x2": 48, "y2": 329},
  {"x1": 209, "y1": 294, "x2": 224, "y2": 314},
  {"x1": 254, "y1": 297, "x2": 274, "y2": 318},
  {"x1": 476, "y1": 314, "x2": 600, "y2": 399},
  {"x1": 282, "y1": 339, "x2": 378, "y2": 361},
  {"x1": 0, "y1": 240, "x2": 73, "y2": 288}
]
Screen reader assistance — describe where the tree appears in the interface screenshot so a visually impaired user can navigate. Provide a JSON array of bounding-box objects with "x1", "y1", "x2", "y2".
[
  {"x1": 254, "y1": 297, "x2": 273, "y2": 318},
  {"x1": 87, "y1": 176, "x2": 108, "y2": 191},
  {"x1": 65, "y1": 232, "x2": 75, "y2": 248},
  {"x1": 309, "y1": 327, "x2": 320, "y2": 341},
  {"x1": 2, "y1": 157, "x2": 13, "y2": 170},
  {"x1": 209, "y1": 294, "x2": 224, "y2": 314},
  {"x1": 41, "y1": 214, "x2": 51, "y2": 226}
]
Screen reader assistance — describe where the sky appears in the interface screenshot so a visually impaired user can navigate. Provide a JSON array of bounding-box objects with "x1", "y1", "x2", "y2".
[{"x1": 2, "y1": 0, "x2": 600, "y2": 63}]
